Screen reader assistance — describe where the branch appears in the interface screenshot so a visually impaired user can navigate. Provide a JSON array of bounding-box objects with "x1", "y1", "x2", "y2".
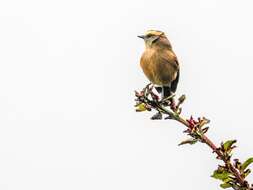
[{"x1": 134, "y1": 84, "x2": 253, "y2": 190}]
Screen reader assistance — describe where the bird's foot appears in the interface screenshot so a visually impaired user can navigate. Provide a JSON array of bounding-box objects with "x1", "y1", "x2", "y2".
[
  {"x1": 161, "y1": 94, "x2": 175, "y2": 102},
  {"x1": 160, "y1": 94, "x2": 175, "y2": 107},
  {"x1": 150, "y1": 112, "x2": 162, "y2": 120}
]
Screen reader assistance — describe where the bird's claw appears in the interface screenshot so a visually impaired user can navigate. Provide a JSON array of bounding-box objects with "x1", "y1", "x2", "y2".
[{"x1": 161, "y1": 94, "x2": 175, "y2": 102}]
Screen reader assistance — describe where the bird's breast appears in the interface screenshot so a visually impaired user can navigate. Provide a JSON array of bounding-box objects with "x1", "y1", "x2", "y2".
[
  {"x1": 140, "y1": 49, "x2": 162, "y2": 85},
  {"x1": 140, "y1": 49, "x2": 178, "y2": 86}
]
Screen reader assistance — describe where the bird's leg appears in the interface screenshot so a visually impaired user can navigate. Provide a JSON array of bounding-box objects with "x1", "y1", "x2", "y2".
[
  {"x1": 149, "y1": 85, "x2": 163, "y2": 120},
  {"x1": 160, "y1": 87, "x2": 174, "y2": 107},
  {"x1": 161, "y1": 87, "x2": 165, "y2": 100}
]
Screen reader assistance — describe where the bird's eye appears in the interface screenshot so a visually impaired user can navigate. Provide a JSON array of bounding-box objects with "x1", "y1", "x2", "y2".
[{"x1": 146, "y1": 34, "x2": 152, "y2": 38}]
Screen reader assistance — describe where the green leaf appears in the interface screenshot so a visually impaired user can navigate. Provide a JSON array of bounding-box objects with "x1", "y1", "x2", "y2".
[
  {"x1": 241, "y1": 157, "x2": 253, "y2": 171},
  {"x1": 243, "y1": 169, "x2": 251, "y2": 177},
  {"x1": 135, "y1": 103, "x2": 147, "y2": 112},
  {"x1": 211, "y1": 170, "x2": 231, "y2": 182},
  {"x1": 178, "y1": 138, "x2": 198, "y2": 146},
  {"x1": 223, "y1": 140, "x2": 237, "y2": 151},
  {"x1": 220, "y1": 183, "x2": 232, "y2": 189},
  {"x1": 234, "y1": 159, "x2": 242, "y2": 170}
]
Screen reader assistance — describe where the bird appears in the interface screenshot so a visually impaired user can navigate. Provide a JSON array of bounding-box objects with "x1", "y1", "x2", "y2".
[{"x1": 138, "y1": 30, "x2": 180, "y2": 100}]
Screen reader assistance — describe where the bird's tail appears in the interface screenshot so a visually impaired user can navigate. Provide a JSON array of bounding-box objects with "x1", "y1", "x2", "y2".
[{"x1": 155, "y1": 86, "x2": 162, "y2": 94}]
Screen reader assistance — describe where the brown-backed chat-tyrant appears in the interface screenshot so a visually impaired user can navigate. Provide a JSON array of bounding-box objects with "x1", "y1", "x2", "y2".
[{"x1": 138, "y1": 30, "x2": 180, "y2": 99}]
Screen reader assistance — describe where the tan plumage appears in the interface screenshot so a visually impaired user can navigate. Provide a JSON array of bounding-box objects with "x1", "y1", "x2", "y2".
[{"x1": 138, "y1": 30, "x2": 180, "y2": 98}]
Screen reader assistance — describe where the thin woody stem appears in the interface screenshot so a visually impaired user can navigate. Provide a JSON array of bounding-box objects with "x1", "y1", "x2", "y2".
[
  {"x1": 159, "y1": 104, "x2": 246, "y2": 187},
  {"x1": 135, "y1": 87, "x2": 250, "y2": 189}
]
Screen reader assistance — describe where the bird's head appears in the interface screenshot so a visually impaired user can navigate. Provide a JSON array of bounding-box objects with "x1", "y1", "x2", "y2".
[{"x1": 138, "y1": 30, "x2": 170, "y2": 48}]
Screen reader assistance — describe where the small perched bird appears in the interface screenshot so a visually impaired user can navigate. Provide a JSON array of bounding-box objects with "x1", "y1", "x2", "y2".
[{"x1": 138, "y1": 30, "x2": 180, "y2": 99}]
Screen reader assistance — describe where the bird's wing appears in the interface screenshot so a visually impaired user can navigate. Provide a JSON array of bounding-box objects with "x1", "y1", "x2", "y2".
[
  {"x1": 171, "y1": 69, "x2": 179, "y2": 93},
  {"x1": 156, "y1": 50, "x2": 179, "y2": 85},
  {"x1": 166, "y1": 50, "x2": 180, "y2": 92},
  {"x1": 164, "y1": 50, "x2": 179, "y2": 71}
]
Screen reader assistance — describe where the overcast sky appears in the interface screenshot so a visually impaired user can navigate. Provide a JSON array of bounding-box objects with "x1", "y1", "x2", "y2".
[{"x1": 0, "y1": 0, "x2": 253, "y2": 189}]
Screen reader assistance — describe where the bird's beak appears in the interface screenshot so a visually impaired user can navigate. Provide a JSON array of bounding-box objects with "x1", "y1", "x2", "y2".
[{"x1": 137, "y1": 35, "x2": 145, "y2": 39}]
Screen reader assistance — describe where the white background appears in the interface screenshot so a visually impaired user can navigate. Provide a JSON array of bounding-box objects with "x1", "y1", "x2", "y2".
[{"x1": 0, "y1": 0, "x2": 253, "y2": 189}]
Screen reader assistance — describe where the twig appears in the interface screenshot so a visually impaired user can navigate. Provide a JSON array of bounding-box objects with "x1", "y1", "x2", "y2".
[{"x1": 134, "y1": 85, "x2": 253, "y2": 190}]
